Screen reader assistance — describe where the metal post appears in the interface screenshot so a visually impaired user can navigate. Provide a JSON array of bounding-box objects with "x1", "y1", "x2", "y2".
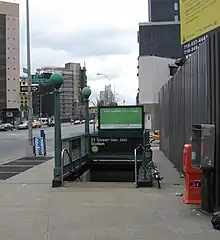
[
  {"x1": 26, "y1": 0, "x2": 33, "y2": 155},
  {"x1": 50, "y1": 73, "x2": 64, "y2": 188},
  {"x1": 84, "y1": 99, "x2": 89, "y2": 153},
  {"x1": 134, "y1": 148, "x2": 138, "y2": 188},
  {"x1": 53, "y1": 89, "x2": 61, "y2": 180},
  {"x1": 84, "y1": 99, "x2": 89, "y2": 135},
  {"x1": 82, "y1": 87, "x2": 91, "y2": 154},
  {"x1": 39, "y1": 94, "x2": 42, "y2": 120}
]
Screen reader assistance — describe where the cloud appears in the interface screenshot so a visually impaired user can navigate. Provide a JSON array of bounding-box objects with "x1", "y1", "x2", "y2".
[
  {"x1": 16, "y1": 0, "x2": 148, "y2": 104},
  {"x1": 30, "y1": 25, "x2": 136, "y2": 58}
]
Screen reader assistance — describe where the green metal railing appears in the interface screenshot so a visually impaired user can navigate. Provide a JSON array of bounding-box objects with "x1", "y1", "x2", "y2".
[{"x1": 61, "y1": 134, "x2": 90, "y2": 180}]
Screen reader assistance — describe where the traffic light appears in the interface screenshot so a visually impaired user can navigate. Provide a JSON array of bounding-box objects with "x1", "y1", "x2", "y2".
[{"x1": 20, "y1": 93, "x2": 28, "y2": 111}]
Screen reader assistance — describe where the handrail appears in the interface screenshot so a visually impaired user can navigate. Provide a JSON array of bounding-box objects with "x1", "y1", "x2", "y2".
[{"x1": 61, "y1": 148, "x2": 82, "y2": 185}]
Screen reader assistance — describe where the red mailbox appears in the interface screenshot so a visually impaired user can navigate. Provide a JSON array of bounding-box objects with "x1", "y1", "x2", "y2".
[{"x1": 182, "y1": 144, "x2": 202, "y2": 205}]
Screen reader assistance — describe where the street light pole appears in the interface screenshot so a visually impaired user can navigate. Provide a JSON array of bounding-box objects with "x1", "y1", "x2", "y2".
[
  {"x1": 82, "y1": 87, "x2": 91, "y2": 153},
  {"x1": 50, "y1": 73, "x2": 64, "y2": 188},
  {"x1": 39, "y1": 95, "x2": 42, "y2": 119},
  {"x1": 97, "y1": 73, "x2": 111, "y2": 85},
  {"x1": 26, "y1": 0, "x2": 33, "y2": 155}
]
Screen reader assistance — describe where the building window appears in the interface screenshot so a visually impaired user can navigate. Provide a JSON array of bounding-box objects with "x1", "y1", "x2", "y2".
[
  {"x1": 174, "y1": 15, "x2": 179, "y2": 21},
  {"x1": 174, "y1": 2, "x2": 178, "y2": 11}
]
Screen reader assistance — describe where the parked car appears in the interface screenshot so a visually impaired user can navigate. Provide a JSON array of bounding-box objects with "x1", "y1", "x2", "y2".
[
  {"x1": 81, "y1": 120, "x2": 85, "y2": 124},
  {"x1": 18, "y1": 121, "x2": 28, "y2": 130},
  {"x1": 32, "y1": 121, "x2": 41, "y2": 128},
  {"x1": 0, "y1": 123, "x2": 14, "y2": 131},
  {"x1": 89, "y1": 119, "x2": 95, "y2": 124},
  {"x1": 152, "y1": 129, "x2": 160, "y2": 141},
  {"x1": 74, "y1": 120, "x2": 81, "y2": 125},
  {"x1": 47, "y1": 119, "x2": 55, "y2": 127}
]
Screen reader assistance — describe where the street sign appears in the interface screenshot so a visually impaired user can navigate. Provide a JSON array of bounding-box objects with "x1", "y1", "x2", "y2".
[
  {"x1": 32, "y1": 73, "x2": 52, "y2": 84},
  {"x1": 20, "y1": 85, "x2": 39, "y2": 92}
]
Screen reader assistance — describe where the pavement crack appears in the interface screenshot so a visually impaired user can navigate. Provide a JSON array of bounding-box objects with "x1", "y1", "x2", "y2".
[{"x1": 46, "y1": 188, "x2": 52, "y2": 240}]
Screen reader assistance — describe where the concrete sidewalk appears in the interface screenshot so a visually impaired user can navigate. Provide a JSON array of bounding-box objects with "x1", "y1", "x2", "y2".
[{"x1": 0, "y1": 149, "x2": 218, "y2": 239}]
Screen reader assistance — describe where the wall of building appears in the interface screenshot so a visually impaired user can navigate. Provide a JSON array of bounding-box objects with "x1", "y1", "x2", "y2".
[
  {"x1": 138, "y1": 55, "x2": 174, "y2": 104},
  {"x1": 138, "y1": 56, "x2": 174, "y2": 130},
  {"x1": 0, "y1": 12, "x2": 6, "y2": 110},
  {"x1": 138, "y1": 22, "x2": 182, "y2": 59},
  {"x1": 148, "y1": 0, "x2": 180, "y2": 22},
  {"x1": 0, "y1": 1, "x2": 19, "y2": 110}
]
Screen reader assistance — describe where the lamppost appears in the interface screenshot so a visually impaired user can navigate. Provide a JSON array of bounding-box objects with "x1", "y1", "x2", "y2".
[
  {"x1": 26, "y1": 0, "x2": 33, "y2": 156},
  {"x1": 50, "y1": 73, "x2": 64, "y2": 188},
  {"x1": 82, "y1": 87, "x2": 91, "y2": 153},
  {"x1": 97, "y1": 73, "x2": 111, "y2": 85}
]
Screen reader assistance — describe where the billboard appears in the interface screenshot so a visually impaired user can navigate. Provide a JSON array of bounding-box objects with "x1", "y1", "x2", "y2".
[
  {"x1": 180, "y1": 0, "x2": 220, "y2": 44},
  {"x1": 99, "y1": 106, "x2": 143, "y2": 130}
]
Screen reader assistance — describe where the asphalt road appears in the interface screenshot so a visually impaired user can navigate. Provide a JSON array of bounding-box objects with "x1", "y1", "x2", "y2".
[{"x1": 0, "y1": 123, "x2": 96, "y2": 163}]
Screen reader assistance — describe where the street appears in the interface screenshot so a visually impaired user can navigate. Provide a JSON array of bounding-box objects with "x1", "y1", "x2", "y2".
[{"x1": 0, "y1": 124, "x2": 96, "y2": 163}]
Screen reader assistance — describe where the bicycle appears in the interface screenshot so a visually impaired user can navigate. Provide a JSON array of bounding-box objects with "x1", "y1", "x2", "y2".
[
  {"x1": 147, "y1": 160, "x2": 163, "y2": 189},
  {"x1": 134, "y1": 143, "x2": 163, "y2": 189}
]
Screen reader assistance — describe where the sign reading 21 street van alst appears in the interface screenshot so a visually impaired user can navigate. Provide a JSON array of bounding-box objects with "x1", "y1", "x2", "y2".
[{"x1": 90, "y1": 136, "x2": 142, "y2": 156}]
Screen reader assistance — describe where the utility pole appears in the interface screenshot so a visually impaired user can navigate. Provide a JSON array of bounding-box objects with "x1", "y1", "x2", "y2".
[{"x1": 26, "y1": 0, "x2": 33, "y2": 156}]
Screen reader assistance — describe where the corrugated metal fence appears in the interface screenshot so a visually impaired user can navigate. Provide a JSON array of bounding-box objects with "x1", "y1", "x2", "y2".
[{"x1": 159, "y1": 29, "x2": 220, "y2": 208}]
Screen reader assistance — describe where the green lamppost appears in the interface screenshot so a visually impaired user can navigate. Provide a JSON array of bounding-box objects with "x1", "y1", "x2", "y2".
[
  {"x1": 50, "y1": 73, "x2": 64, "y2": 187},
  {"x1": 82, "y1": 87, "x2": 91, "y2": 152}
]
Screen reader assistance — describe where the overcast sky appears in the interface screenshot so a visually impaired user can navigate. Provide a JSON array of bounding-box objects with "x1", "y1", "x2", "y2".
[{"x1": 12, "y1": 0, "x2": 148, "y2": 104}]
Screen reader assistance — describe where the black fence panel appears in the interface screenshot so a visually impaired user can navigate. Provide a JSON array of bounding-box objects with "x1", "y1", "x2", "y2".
[
  {"x1": 159, "y1": 40, "x2": 211, "y2": 171},
  {"x1": 159, "y1": 29, "x2": 220, "y2": 208},
  {"x1": 208, "y1": 30, "x2": 220, "y2": 209}
]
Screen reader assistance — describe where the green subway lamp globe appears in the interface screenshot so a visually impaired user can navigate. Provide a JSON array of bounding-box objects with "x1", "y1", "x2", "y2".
[
  {"x1": 82, "y1": 86, "x2": 91, "y2": 100},
  {"x1": 50, "y1": 73, "x2": 64, "y2": 88}
]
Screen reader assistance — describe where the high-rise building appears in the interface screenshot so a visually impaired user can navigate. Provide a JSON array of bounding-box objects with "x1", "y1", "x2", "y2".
[
  {"x1": 99, "y1": 85, "x2": 114, "y2": 106},
  {"x1": 148, "y1": 0, "x2": 180, "y2": 22},
  {"x1": 138, "y1": 1, "x2": 181, "y2": 59},
  {"x1": 0, "y1": 1, "x2": 20, "y2": 122},
  {"x1": 36, "y1": 62, "x2": 87, "y2": 121}
]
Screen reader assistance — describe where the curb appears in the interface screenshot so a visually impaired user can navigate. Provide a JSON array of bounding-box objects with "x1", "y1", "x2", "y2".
[{"x1": 0, "y1": 156, "x2": 23, "y2": 165}]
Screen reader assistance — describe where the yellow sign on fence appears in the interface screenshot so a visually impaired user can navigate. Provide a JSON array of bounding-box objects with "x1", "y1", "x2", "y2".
[{"x1": 180, "y1": 0, "x2": 220, "y2": 44}]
